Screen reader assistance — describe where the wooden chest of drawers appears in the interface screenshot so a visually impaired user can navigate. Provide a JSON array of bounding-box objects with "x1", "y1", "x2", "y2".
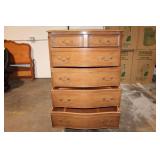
[{"x1": 48, "y1": 30, "x2": 122, "y2": 129}]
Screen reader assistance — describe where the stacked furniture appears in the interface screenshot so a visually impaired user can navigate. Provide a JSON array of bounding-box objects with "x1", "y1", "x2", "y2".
[{"x1": 48, "y1": 30, "x2": 122, "y2": 129}]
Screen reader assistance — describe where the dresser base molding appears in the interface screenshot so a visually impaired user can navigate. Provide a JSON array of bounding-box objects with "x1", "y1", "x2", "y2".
[{"x1": 51, "y1": 106, "x2": 120, "y2": 129}]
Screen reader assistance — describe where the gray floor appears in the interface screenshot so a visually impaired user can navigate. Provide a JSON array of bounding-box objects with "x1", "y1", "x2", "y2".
[{"x1": 4, "y1": 79, "x2": 156, "y2": 132}]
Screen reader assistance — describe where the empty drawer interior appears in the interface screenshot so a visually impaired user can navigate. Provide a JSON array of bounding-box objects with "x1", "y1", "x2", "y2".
[{"x1": 53, "y1": 106, "x2": 119, "y2": 113}]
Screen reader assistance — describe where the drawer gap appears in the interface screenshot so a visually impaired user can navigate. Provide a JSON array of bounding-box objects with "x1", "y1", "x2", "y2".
[
  {"x1": 53, "y1": 107, "x2": 64, "y2": 112},
  {"x1": 53, "y1": 106, "x2": 118, "y2": 113},
  {"x1": 53, "y1": 86, "x2": 119, "y2": 90},
  {"x1": 52, "y1": 66, "x2": 120, "y2": 69}
]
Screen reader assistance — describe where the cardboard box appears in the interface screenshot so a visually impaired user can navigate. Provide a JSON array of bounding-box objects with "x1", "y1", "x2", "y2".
[
  {"x1": 120, "y1": 26, "x2": 138, "y2": 49},
  {"x1": 120, "y1": 50, "x2": 134, "y2": 83},
  {"x1": 136, "y1": 26, "x2": 156, "y2": 49},
  {"x1": 105, "y1": 26, "x2": 156, "y2": 84},
  {"x1": 104, "y1": 26, "x2": 138, "y2": 49},
  {"x1": 131, "y1": 50, "x2": 156, "y2": 84}
]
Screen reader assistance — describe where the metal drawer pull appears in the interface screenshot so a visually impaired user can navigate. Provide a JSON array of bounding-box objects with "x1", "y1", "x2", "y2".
[
  {"x1": 99, "y1": 39, "x2": 111, "y2": 44},
  {"x1": 57, "y1": 56, "x2": 70, "y2": 63},
  {"x1": 102, "y1": 77, "x2": 113, "y2": 80},
  {"x1": 102, "y1": 97, "x2": 114, "y2": 101},
  {"x1": 58, "y1": 76, "x2": 70, "y2": 81},
  {"x1": 62, "y1": 40, "x2": 73, "y2": 45},
  {"x1": 102, "y1": 98, "x2": 110, "y2": 102},
  {"x1": 101, "y1": 56, "x2": 113, "y2": 61},
  {"x1": 59, "y1": 99, "x2": 71, "y2": 102}
]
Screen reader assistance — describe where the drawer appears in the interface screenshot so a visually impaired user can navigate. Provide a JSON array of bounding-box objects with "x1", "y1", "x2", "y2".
[
  {"x1": 51, "y1": 106, "x2": 120, "y2": 129},
  {"x1": 50, "y1": 35, "x2": 84, "y2": 47},
  {"x1": 51, "y1": 48, "x2": 120, "y2": 67},
  {"x1": 51, "y1": 67, "x2": 120, "y2": 87},
  {"x1": 51, "y1": 88, "x2": 121, "y2": 108},
  {"x1": 88, "y1": 35, "x2": 120, "y2": 47}
]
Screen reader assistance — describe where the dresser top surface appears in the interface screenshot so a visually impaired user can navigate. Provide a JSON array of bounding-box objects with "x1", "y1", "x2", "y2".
[{"x1": 47, "y1": 29, "x2": 123, "y2": 35}]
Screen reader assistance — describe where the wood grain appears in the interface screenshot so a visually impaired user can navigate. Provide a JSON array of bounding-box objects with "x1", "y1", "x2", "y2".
[
  {"x1": 4, "y1": 40, "x2": 32, "y2": 64},
  {"x1": 88, "y1": 35, "x2": 120, "y2": 47},
  {"x1": 51, "y1": 48, "x2": 120, "y2": 67},
  {"x1": 52, "y1": 67, "x2": 120, "y2": 87},
  {"x1": 51, "y1": 88, "x2": 121, "y2": 108},
  {"x1": 48, "y1": 30, "x2": 122, "y2": 129},
  {"x1": 50, "y1": 35, "x2": 84, "y2": 47},
  {"x1": 51, "y1": 106, "x2": 120, "y2": 129},
  {"x1": 4, "y1": 40, "x2": 35, "y2": 79},
  {"x1": 48, "y1": 30, "x2": 123, "y2": 35}
]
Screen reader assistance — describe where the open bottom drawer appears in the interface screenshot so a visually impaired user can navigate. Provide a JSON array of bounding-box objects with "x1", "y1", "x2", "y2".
[{"x1": 51, "y1": 106, "x2": 120, "y2": 129}]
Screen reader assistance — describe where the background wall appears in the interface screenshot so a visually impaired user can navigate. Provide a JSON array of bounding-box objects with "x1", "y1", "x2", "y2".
[{"x1": 4, "y1": 26, "x2": 103, "y2": 78}]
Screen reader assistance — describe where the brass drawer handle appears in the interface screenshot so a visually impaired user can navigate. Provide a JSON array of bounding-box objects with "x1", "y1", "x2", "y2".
[
  {"x1": 101, "y1": 56, "x2": 113, "y2": 61},
  {"x1": 102, "y1": 97, "x2": 114, "y2": 101},
  {"x1": 102, "y1": 98, "x2": 110, "y2": 102},
  {"x1": 67, "y1": 99, "x2": 71, "y2": 102},
  {"x1": 99, "y1": 39, "x2": 111, "y2": 44},
  {"x1": 62, "y1": 40, "x2": 73, "y2": 45},
  {"x1": 58, "y1": 76, "x2": 70, "y2": 81},
  {"x1": 102, "y1": 77, "x2": 113, "y2": 81},
  {"x1": 59, "y1": 98, "x2": 71, "y2": 102},
  {"x1": 57, "y1": 56, "x2": 70, "y2": 63}
]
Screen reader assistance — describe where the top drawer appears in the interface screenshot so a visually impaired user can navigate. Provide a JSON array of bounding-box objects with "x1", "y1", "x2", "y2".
[
  {"x1": 50, "y1": 35, "x2": 84, "y2": 47},
  {"x1": 49, "y1": 33, "x2": 121, "y2": 48},
  {"x1": 88, "y1": 35, "x2": 120, "y2": 47}
]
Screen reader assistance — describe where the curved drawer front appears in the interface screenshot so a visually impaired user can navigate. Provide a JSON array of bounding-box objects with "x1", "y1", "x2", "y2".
[
  {"x1": 88, "y1": 35, "x2": 120, "y2": 47},
  {"x1": 51, "y1": 88, "x2": 121, "y2": 108},
  {"x1": 50, "y1": 35, "x2": 84, "y2": 47},
  {"x1": 51, "y1": 110, "x2": 120, "y2": 129},
  {"x1": 52, "y1": 67, "x2": 120, "y2": 87},
  {"x1": 51, "y1": 48, "x2": 120, "y2": 67}
]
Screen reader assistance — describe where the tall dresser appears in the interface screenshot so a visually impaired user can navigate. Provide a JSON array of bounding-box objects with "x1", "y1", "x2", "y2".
[{"x1": 48, "y1": 30, "x2": 122, "y2": 129}]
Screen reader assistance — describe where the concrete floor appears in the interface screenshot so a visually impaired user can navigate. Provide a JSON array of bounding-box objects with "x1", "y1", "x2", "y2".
[{"x1": 4, "y1": 79, "x2": 156, "y2": 132}]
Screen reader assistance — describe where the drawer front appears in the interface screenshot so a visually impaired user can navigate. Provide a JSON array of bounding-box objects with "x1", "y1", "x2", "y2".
[
  {"x1": 52, "y1": 67, "x2": 120, "y2": 87},
  {"x1": 51, "y1": 110, "x2": 120, "y2": 129},
  {"x1": 52, "y1": 88, "x2": 121, "y2": 108},
  {"x1": 51, "y1": 48, "x2": 120, "y2": 67},
  {"x1": 88, "y1": 35, "x2": 120, "y2": 47},
  {"x1": 50, "y1": 35, "x2": 84, "y2": 47}
]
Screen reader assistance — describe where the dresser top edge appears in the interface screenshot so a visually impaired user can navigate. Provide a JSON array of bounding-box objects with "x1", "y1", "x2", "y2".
[{"x1": 47, "y1": 30, "x2": 123, "y2": 34}]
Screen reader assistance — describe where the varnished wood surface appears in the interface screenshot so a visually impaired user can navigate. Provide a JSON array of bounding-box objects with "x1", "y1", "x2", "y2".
[
  {"x1": 51, "y1": 88, "x2": 121, "y2": 108},
  {"x1": 4, "y1": 40, "x2": 32, "y2": 64},
  {"x1": 48, "y1": 30, "x2": 122, "y2": 48},
  {"x1": 50, "y1": 35, "x2": 84, "y2": 47},
  {"x1": 52, "y1": 67, "x2": 120, "y2": 87},
  {"x1": 51, "y1": 48, "x2": 120, "y2": 67},
  {"x1": 51, "y1": 106, "x2": 120, "y2": 129},
  {"x1": 4, "y1": 40, "x2": 35, "y2": 79},
  {"x1": 88, "y1": 35, "x2": 120, "y2": 47},
  {"x1": 48, "y1": 29, "x2": 123, "y2": 35},
  {"x1": 48, "y1": 30, "x2": 122, "y2": 129}
]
